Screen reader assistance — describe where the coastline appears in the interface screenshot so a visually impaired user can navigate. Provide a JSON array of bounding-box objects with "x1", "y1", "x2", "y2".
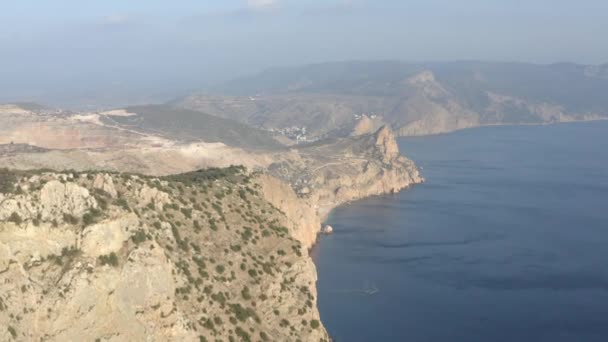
[
  {"x1": 304, "y1": 120, "x2": 608, "y2": 341},
  {"x1": 397, "y1": 117, "x2": 608, "y2": 138}
]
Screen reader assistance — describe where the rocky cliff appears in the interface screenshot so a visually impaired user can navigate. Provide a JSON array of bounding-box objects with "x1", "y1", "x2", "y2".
[
  {"x1": 0, "y1": 168, "x2": 330, "y2": 341},
  {"x1": 0, "y1": 106, "x2": 422, "y2": 340},
  {"x1": 261, "y1": 126, "x2": 423, "y2": 248}
]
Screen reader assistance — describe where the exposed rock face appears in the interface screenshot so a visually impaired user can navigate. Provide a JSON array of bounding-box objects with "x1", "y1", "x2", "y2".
[
  {"x1": 0, "y1": 169, "x2": 330, "y2": 341},
  {"x1": 374, "y1": 125, "x2": 400, "y2": 162},
  {"x1": 93, "y1": 173, "x2": 118, "y2": 198},
  {"x1": 81, "y1": 213, "x2": 138, "y2": 257},
  {"x1": 137, "y1": 184, "x2": 170, "y2": 208},
  {"x1": 257, "y1": 174, "x2": 321, "y2": 249},
  {"x1": 0, "y1": 178, "x2": 97, "y2": 223},
  {"x1": 262, "y1": 126, "x2": 423, "y2": 247},
  {"x1": 0, "y1": 108, "x2": 143, "y2": 149},
  {"x1": 39, "y1": 180, "x2": 97, "y2": 220}
]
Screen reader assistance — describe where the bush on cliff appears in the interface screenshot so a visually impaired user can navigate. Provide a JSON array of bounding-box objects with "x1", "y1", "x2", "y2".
[{"x1": 8, "y1": 212, "x2": 22, "y2": 225}]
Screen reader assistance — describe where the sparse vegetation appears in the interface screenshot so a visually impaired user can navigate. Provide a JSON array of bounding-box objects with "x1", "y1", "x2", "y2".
[
  {"x1": 7, "y1": 326, "x2": 17, "y2": 338},
  {"x1": 7, "y1": 212, "x2": 22, "y2": 225},
  {"x1": 0, "y1": 167, "x2": 326, "y2": 341},
  {"x1": 0, "y1": 169, "x2": 18, "y2": 194},
  {"x1": 82, "y1": 208, "x2": 102, "y2": 226},
  {"x1": 131, "y1": 230, "x2": 149, "y2": 244},
  {"x1": 115, "y1": 198, "x2": 130, "y2": 211},
  {"x1": 63, "y1": 213, "x2": 79, "y2": 225},
  {"x1": 98, "y1": 252, "x2": 119, "y2": 267}
]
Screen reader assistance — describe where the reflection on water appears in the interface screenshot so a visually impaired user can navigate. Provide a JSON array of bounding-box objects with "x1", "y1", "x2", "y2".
[{"x1": 313, "y1": 122, "x2": 608, "y2": 342}]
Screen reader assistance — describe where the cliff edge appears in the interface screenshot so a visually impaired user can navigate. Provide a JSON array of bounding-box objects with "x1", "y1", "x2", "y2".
[
  {"x1": 261, "y1": 126, "x2": 424, "y2": 248},
  {"x1": 0, "y1": 168, "x2": 330, "y2": 341}
]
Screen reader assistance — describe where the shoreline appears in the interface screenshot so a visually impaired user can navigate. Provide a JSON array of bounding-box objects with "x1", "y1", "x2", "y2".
[
  {"x1": 397, "y1": 117, "x2": 608, "y2": 139},
  {"x1": 305, "y1": 177, "x2": 424, "y2": 340},
  {"x1": 309, "y1": 185, "x2": 422, "y2": 253}
]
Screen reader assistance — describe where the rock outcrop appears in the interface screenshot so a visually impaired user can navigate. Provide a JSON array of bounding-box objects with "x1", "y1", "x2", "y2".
[{"x1": 265, "y1": 126, "x2": 423, "y2": 236}]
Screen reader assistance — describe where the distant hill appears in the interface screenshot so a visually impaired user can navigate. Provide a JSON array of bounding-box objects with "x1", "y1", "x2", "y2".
[
  {"x1": 176, "y1": 61, "x2": 608, "y2": 138},
  {"x1": 103, "y1": 104, "x2": 283, "y2": 150}
]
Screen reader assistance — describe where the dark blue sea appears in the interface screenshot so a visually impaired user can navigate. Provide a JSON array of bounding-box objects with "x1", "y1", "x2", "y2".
[{"x1": 313, "y1": 122, "x2": 608, "y2": 342}]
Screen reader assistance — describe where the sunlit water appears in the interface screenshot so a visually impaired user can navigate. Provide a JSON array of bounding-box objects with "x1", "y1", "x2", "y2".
[{"x1": 312, "y1": 121, "x2": 608, "y2": 342}]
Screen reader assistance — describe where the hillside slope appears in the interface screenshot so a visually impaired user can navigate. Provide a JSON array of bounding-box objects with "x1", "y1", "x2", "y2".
[
  {"x1": 106, "y1": 105, "x2": 283, "y2": 150},
  {"x1": 0, "y1": 167, "x2": 329, "y2": 341}
]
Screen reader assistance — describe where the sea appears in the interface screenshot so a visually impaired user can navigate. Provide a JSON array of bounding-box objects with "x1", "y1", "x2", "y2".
[{"x1": 312, "y1": 121, "x2": 608, "y2": 342}]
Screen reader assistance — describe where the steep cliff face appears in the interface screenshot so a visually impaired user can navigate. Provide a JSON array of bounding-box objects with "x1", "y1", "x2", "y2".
[
  {"x1": 256, "y1": 174, "x2": 321, "y2": 250},
  {"x1": 0, "y1": 169, "x2": 329, "y2": 341},
  {"x1": 305, "y1": 126, "x2": 423, "y2": 219},
  {"x1": 260, "y1": 126, "x2": 423, "y2": 248}
]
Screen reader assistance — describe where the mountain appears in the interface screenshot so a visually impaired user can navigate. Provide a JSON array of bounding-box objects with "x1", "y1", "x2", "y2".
[{"x1": 176, "y1": 61, "x2": 608, "y2": 139}]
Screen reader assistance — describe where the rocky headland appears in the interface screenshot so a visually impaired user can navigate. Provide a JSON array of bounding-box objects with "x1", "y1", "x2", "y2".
[{"x1": 0, "y1": 103, "x2": 422, "y2": 341}]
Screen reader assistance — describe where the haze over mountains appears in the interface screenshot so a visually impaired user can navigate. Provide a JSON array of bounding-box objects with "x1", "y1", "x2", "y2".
[
  {"x1": 3, "y1": 60, "x2": 608, "y2": 147},
  {"x1": 176, "y1": 60, "x2": 608, "y2": 139}
]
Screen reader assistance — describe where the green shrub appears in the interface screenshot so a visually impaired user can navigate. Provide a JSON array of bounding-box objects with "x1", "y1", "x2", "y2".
[
  {"x1": 215, "y1": 265, "x2": 225, "y2": 274},
  {"x1": 131, "y1": 230, "x2": 149, "y2": 244},
  {"x1": 7, "y1": 212, "x2": 22, "y2": 225},
  {"x1": 0, "y1": 169, "x2": 17, "y2": 194},
  {"x1": 99, "y1": 252, "x2": 119, "y2": 267},
  {"x1": 63, "y1": 213, "x2": 79, "y2": 225},
  {"x1": 115, "y1": 198, "x2": 130, "y2": 211},
  {"x1": 241, "y1": 286, "x2": 251, "y2": 300},
  {"x1": 82, "y1": 208, "x2": 102, "y2": 226},
  {"x1": 310, "y1": 319, "x2": 320, "y2": 329},
  {"x1": 235, "y1": 327, "x2": 251, "y2": 342},
  {"x1": 165, "y1": 203, "x2": 179, "y2": 211},
  {"x1": 181, "y1": 208, "x2": 192, "y2": 219},
  {"x1": 230, "y1": 304, "x2": 258, "y2": 323},
  {"x1": 96, "y1": 196, "x2": 108, "y2": 211},
  {"x1": 7, "y1": 326, "x2": 16, "y2": 338}
]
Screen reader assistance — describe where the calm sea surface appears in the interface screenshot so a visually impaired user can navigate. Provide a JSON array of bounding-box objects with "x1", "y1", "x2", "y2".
[{"x1": 313, "y1": 122, "x2": 608, "y2": 342}]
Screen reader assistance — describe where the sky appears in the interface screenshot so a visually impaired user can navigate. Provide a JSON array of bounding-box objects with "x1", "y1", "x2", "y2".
[{"x1": 1, "y1": 0, "x2": 607, "y2": 107}]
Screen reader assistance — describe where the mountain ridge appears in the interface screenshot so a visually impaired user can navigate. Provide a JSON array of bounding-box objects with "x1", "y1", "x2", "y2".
[{"x1": 176, "y1": 60, "x2": 608, "y2": 139}]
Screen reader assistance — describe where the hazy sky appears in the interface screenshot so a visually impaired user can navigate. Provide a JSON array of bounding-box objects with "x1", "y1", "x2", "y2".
[{"x1": 1, "y1": 0, "x2": 607, "y2": 106}]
